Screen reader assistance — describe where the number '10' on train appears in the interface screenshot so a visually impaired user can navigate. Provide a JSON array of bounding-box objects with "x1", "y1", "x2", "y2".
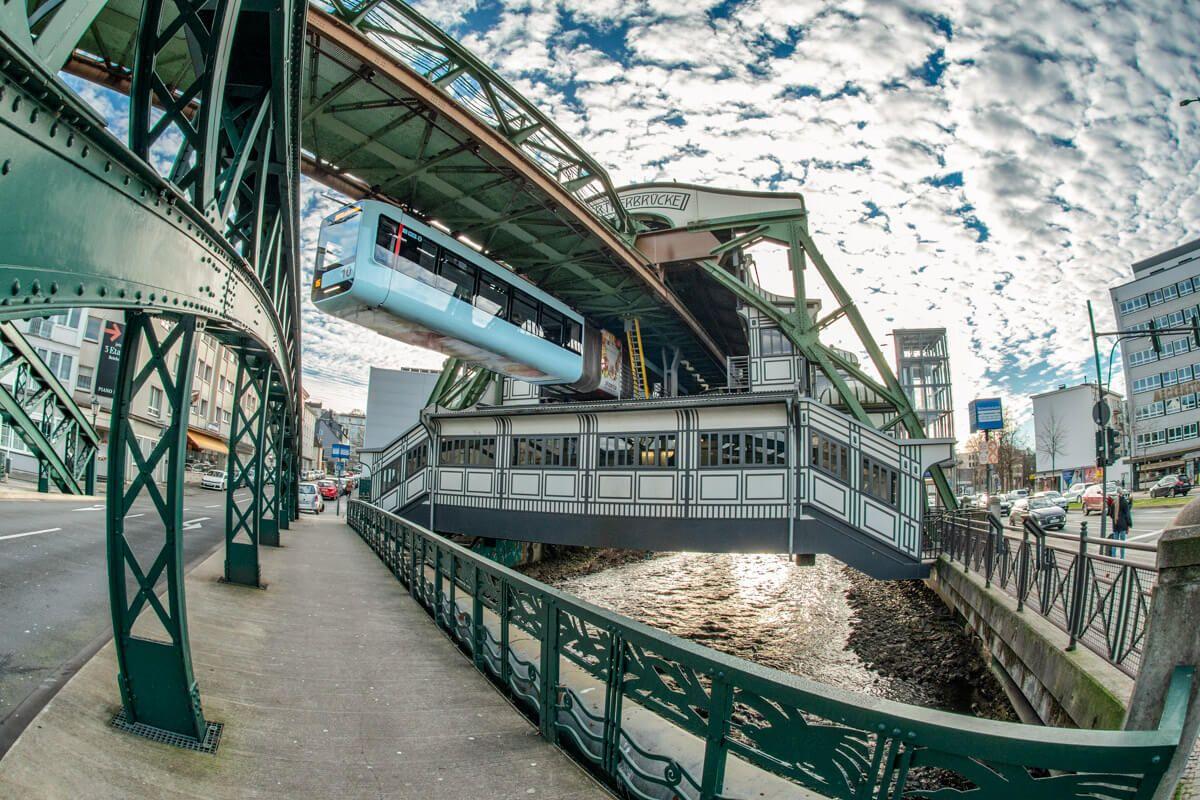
[{"x1": 311, "y1": 200, "x2": 622, "y2": 397}]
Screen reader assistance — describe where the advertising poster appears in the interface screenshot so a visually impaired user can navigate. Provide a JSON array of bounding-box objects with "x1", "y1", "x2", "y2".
[{"x1": 598, "y1": 330, "x2": 623, "y2": 396}]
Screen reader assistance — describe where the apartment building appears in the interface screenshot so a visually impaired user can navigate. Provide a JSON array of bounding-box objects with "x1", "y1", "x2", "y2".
[
  {"x1": 1, "y1": 309, "x2": 250, "y2": 483},
  {"x1": 1110, "y1": 237, "x2": 1200, "y2": 487}
]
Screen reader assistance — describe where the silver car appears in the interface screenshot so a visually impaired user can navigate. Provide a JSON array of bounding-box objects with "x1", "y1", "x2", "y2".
[
  {"x1": 1010, "y1": 496, "x2": 1067, "y2": 530},
  {"x1": 1034, "y1": 490, "x2": 1069, "y2": 510}
]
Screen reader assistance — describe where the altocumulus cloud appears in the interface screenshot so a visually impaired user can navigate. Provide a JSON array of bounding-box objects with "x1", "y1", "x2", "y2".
[{"x1": 379, "y1": 0, "x2": 1200, "y2": 438}]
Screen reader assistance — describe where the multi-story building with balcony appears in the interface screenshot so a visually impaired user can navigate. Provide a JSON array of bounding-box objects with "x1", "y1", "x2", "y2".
[{"x1": 1110, "y1": 237, "x2": 1200, "y2": 487}]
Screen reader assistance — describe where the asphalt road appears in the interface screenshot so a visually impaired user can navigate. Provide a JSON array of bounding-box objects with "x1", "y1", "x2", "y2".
[
  {"x1": 1010, "y1": 502, "x2": 1182, "y2": 569},
  {"x1": 0, "y1": 483, "x2": 241, "y2": 750}
]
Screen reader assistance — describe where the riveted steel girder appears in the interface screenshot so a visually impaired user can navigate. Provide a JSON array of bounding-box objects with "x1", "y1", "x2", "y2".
[{"x1": 224, "y1": 353, "x2": 273, "y2": 587}]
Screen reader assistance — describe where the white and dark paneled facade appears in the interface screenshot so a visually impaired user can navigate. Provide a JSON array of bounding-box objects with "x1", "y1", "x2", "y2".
[{"x1": 362, "y1": 393, "x2": 952, "y2": 578}]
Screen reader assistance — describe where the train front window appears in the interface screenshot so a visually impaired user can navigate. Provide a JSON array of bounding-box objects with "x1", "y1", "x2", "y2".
[
  {"x1": 375, "y1": 216, "x2": 438, "y2": 286},
  {"x1": 314, "y1": 206, "x2": 361, "y2": 282}
]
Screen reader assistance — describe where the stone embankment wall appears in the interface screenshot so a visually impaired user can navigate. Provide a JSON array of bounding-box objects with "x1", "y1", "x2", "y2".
[{"x1": 927, "y1": 557, "x2": 1131, "y2": 730}]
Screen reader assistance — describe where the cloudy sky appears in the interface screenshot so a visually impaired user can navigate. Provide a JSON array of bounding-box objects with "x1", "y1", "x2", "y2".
[{"x1": 71, "y1": 0, "x2": 1200, "y2": 447}]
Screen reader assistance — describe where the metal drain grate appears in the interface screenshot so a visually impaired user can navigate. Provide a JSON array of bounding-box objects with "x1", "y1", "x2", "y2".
[{"x1": 110, "y1": 709, "x2": 223, "y2": 754}]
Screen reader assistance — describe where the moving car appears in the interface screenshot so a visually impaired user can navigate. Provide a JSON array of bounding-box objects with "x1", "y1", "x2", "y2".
[
  {"x1": 1081, "y1": 483, "x2": 1122, "y2": 515},
  {"x1": 200, "y1": 469, "x2": 227, "y2": 491},
  {"x1": 317, "y1": 480, "x2": 339, "y2": 500},
  {"x1": 1010, "y1": 496, "x2": 1067, "y2": 530},
  {"x1": 298, "y1": 482, "x2": 325, "y2": 514},
  {"x1": 999, "y1": 491, "x2": 1021, "y2": 515},
  {"x1": 1034, "y1": 490, "x2": 1069, "y2": 510},
  {"x1": 1149, "y1": 474, "x2": 1192, "y2": 498},
  {"x1": 1063, "y1": 483, "x2": 1087, "y2": 504}
]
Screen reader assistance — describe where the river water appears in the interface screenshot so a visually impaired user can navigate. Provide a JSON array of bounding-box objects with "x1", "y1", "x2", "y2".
[{"x1": 554, "y1": 551, "x2": 1009, "y2": 715}]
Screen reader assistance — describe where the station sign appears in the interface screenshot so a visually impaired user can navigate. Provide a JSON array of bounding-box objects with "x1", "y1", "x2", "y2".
[
  {"x1": 94, "y1": 320, "x2": 125, "y2": 399},
  {"x1": 331, "y1": 443, "x2": 351, "y2": 460},
  {"x1": 968, "y1": 398, "x2": 1004, "y2": 432}
]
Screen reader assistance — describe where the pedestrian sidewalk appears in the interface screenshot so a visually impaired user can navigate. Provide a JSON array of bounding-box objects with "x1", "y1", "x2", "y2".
[
  {"x1": 0, "y1": 476, "x2": 100, "y2": 502},
  {"x1": 0, "y1": 511, "x2": 608, "y2": 799}
]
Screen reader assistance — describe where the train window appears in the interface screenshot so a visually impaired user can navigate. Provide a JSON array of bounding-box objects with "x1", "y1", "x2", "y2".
[
  {"x1": 376, "y1": 216, "x2": 401, "y2": 254},
  {"x1": 475, "y1": 274, "x2": 510, "y2": 319},
  {"x1": 400, "y1": 229, "x2": 438, "y2": 274},
  {"x1": 511, "y1": 293, "x2": 542, "y2": 336},
  {"x1": 566, "y1": 321, "x2": 583, "y2": 353},
  {"x1": 439, "y1": 253, "x2": 477, "y2": 303},
  {"x1": 541, "y1": 308, "x2": 565, "y2": 346}
]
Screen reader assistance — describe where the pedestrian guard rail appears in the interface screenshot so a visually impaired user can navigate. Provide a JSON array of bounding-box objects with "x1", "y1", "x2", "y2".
[
  {"x1": 925, "y1": 509, "x2": 1155, "y2": 677},
  {"x1": 349, "y1": 499, "x2": 1190, "y2": 800}
]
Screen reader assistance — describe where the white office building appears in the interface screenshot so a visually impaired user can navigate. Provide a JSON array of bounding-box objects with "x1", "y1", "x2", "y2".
[
  {"x1": 1110, "y1": 237, "x2": 1200, "y2": 487},
  {"x1": 1030, "y1": 383, "x2": 1128, "y2": 491}
]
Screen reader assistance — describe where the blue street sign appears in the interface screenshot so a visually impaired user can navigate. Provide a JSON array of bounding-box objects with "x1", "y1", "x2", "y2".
[
  {"x1": 1062, "y1": 469, "x2": 1075, "y2": 487},
  {"x1": 331, "y1": 443, "x2": 351, "y2": 459},
  {"x1": 969, "y1": 398, "x2": 1004, "y2": 432}
]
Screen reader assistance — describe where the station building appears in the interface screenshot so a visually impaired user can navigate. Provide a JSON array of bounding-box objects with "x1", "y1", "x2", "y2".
[{"x1": 1110, "y1": 237, "x2": 1200, "y2": 488}]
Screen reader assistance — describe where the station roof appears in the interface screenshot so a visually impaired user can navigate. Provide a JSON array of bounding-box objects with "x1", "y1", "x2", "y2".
[{"x1": 67, "y1": 0, "x2": 730, "y2": 386}]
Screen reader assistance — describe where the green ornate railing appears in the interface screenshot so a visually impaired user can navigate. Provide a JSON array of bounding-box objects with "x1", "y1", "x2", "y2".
[{"x1": 348, "y1": 500, "x2": 1190, "y2": 800}]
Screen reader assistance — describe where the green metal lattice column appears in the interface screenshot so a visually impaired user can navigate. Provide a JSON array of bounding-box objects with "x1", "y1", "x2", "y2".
[
  {"x1": 224, "y1": 354, "x2": 274, "y2": 586},
  {"x1": 105, "y1": 312, "x2": 207, "y2": 740},
  {"x1": 278, "y1": 413, "x2": 293, "y2": 532},
  {"x1": 259, "y1": 397, "x2": 284, "y2": 547}
]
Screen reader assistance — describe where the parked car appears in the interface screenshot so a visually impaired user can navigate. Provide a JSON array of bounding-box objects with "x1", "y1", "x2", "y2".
[
  {"x1": 200, "y1": 469, "x2": 227, "y2": 491},
  {"x1": 317, "y1": 479, "x2": 339, "y2": 500},
  {"x1": 1034, "y1": 490, "x2": 1069, "y2": 510},
  {"x1": 1149, "y1": 474, "x2": 1192, "y2": 498},
  {"x1": 297, "y1": 482, "x2": 325, "y2": 514},
  {"x1": 1010, "y1": 496, "x2": 1067, "y2": 530},
  {"x1": 1081, "y1": 482, "x2": 1122, "y2": 515}
]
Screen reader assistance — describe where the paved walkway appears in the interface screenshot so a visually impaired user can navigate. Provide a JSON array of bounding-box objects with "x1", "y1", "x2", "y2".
[{"x1": 0, "y1": 512, "x2": 609, "y2": 799}]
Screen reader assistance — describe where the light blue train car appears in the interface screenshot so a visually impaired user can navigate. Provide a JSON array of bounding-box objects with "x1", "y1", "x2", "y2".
[{"x1": 313, "y1": 200, "x2": 609, "y2": 390}]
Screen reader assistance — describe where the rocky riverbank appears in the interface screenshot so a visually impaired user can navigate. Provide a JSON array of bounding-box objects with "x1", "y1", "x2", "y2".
[
  {"x1": 842, "y1": 565, "x2": 1016, "y2": 720},
  {"x1": 517, "y1": 545, "x2": 657, "y2": 583}
]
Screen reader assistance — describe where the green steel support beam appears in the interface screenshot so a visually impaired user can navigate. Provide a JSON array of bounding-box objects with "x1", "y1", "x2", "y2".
[
  {"x1": 260, "y1": 396, "x2": 284, "y2": 547},
  {"x1": 105, "y1": 312, "x2": 207, "y2": 740},
  {"x1": 224, "y1": 354, "x2": 274, "y2": 587}
]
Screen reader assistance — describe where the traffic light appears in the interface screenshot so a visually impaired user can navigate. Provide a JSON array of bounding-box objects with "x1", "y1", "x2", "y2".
[
  {"x1": 1095, "y1": 428, "x2": 1107, "y2": 464},
  {"x1": 1148, "y1": 319, "x2": 1163, "y2": 355},
  {"x1": 1106, "y1": 427, "x2": 1122, "y2": 463}
]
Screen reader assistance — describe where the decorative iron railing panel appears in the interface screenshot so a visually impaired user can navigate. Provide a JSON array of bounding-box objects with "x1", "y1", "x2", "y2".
[
  {"x1": 924, "y1": 510, "x2": 1156, "y2": 677},
  {"x1": 349, "y1": 499, "x2": 1188, "y2": 800}
]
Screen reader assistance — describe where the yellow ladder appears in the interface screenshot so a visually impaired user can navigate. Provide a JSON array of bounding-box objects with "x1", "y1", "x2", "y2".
[{"x1": 626, "y1": 319, "x2": 650, "y2": 399}]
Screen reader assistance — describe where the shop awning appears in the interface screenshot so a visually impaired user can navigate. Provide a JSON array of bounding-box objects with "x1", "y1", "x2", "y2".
[{"x1": 187, "y1": 430, "x2": 228, "y2": 455}]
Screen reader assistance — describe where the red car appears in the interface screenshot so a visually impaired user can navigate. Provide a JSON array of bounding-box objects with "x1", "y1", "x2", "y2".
[{"x1": 317, "y1": 480, "x2": 339, "y2": 500}]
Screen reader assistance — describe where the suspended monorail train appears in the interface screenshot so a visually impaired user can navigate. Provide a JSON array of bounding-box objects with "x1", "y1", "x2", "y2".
[{"x1": 312, "y1": 200, "x2": 620, "y2": 394}]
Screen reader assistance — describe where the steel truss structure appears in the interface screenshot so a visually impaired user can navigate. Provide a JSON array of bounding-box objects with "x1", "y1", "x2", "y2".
[
  {"x1": 0, "y1": 0, "x2": 304, "y2": 742},
  {"x1": 0, "y1": 321, "x2": 99, "y2": 493}
]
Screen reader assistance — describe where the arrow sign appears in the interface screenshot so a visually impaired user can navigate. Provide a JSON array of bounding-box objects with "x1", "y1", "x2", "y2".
[
  {"x1": 182, "y1": 517, "x2": 209, "y2": 531},
  {"x1": 104, "y1": 322, "x2": 122, "y2": 343},
  {"x1": 94, "y1": 320, "x2": 125, "y2": 399}
]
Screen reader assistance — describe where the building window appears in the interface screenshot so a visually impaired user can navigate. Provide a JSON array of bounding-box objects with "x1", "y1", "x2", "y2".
[
  {"x1": 27, "y1": 317, "x2": 54, "y2": 338},
  {"x1": 200, "y1": 399, "x2": 209, "y2": 417},
  {"x1": 148, "y1": 386, "x2": 163, "y2": 417},
  {"x1": 405, "y1": 443, "x2": 427, "y2": 476},
  {"x1": 512, "y1": 436, "x2": 576, "y2": 468},
  {"x1": 438, "y1": 436, "x2": 497, "y2": 467},
  {"x1": 1119, "y1": 295, "x2": 1149, "y2": 315},
  {"x1": 1181, "y1": 280, "x2": 1196, "y2": 297},
  {"x1": 204, "y1": 363, "x2": 213, "y2": 382},
  {"x1": 759, "y1": 326, "x2": 793, "y2": 356},
  {"x1": 698, "y1": 430, "x2": 787, "y2": 467},
  {"x1": 76, "y1": 365, "x2": 94, "y2": 393},
  {"x1": 810, "y1": 431, "x2": 850, "y2": 482},
  {"x1": 83, "y1": 316, "x2": 102, "y2": 342},
  {"x1": 1132, "y1": 375, "x2": 1161, "y2": 394},
  {"x1": 1129, "y1": 348, "x2": 1158, "y2": 367},
  {"x1": 861, "y1": 455, "x2": 899, "y2": 507}
]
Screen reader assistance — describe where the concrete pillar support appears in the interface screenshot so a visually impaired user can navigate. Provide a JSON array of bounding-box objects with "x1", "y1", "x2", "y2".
[{"x1": 1126, "y1": 512, "x2": 1200, "y2": 799}]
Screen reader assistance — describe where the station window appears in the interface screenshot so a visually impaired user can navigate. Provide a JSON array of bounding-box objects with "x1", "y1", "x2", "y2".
[
  {"x1": 597, "y1": 435, "x2": 637, "y2": 467},
  {"x1": 861, "y1": 456, "x2": 899, "y2": 507},
  {"x1": 698, "y1": 430, "x2": 787, "y2": 467},
  {"x1": 810, "y1": 431, "x2": 850, "y2": 482},
  {"x1": 438, "y1": 437, "x2": 496, "y2": 467},
  {"x1": 759, "y1": 326, "x2": 794, "y2": 356},
  {"x1": 597, "y1": 434, "x2": 677, "y2": 468},
  {"x1": 405, "y1": 443, "x2": 427, "y2": 476},
  {"x1": 512, "y1": 436, "x2": 578, "y2": 468}
]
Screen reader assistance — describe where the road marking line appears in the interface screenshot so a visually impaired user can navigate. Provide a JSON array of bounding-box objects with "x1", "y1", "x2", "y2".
[
  {"x1": 72, "y1": 505, "x2": 104, "y2": 512},
  {"x1": 1128, "y1": 530, "x2": 1162, "y2": 542},
  {"x1": 182, "y1": 517, "x2": 209, "y2": 531},
  {"x1": 126, "y1": 513, "x2": 145, "y2": 519},
  {"x1": 205, "y1": 504, "x2": 221, "y2": 508},
  {"x1": 0, "y1": 527, "x2": 63, "y2": 542}
]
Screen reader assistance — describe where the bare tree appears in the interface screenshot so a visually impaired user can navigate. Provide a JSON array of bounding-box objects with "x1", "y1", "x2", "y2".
[{"x1": 1037, "y1": 411, "x2": 1068, "y2": 487}]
